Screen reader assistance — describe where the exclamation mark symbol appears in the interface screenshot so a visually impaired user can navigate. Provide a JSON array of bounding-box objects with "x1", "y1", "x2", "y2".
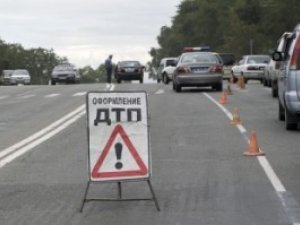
[{"x1": 115, "y1": 142, "x2": 123, "y2": 170}]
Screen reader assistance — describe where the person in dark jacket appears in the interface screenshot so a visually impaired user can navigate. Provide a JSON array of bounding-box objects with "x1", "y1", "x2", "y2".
[{"x1": 105, "y1": 55, "x2": 113, "y2": 83}]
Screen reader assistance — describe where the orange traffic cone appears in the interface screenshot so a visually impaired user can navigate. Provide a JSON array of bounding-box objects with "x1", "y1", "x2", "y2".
[
  {"x1": 225, "y1": 83, "x2": 233, "y2": 95},
  {"x1": 219, "y1": 91, "x2": 228, "y2": 104},
  {"x1": 238, "y1": 76, "x2": 245, "y2": 89},
  {"x1": 243, "y1": 131, "x2": 265, "y2": 156},
  {"x1": 231, "y1": 107, "x2": 241, "y2": 125}
]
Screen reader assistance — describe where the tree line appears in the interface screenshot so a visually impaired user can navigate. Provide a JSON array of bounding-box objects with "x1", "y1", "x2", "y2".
[
  {"x1": 149, "y1": 0, "x2": 300, "y2": 67},
  {"x1": 0, "y1": 38, "x2": 107, "y2": 84}
]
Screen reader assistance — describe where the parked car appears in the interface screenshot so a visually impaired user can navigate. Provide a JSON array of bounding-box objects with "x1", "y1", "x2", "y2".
[
  {"x1": 231, "y1": 55, "x2": 271, "y2": 83},
  {"x1": 0, "y1": 70, "x2": 14, "y2": 85},
  {"x1": 114, "y1": 61, "x2": 144, "y2": 83},
  {"x1": 264, "y1": 32, "x2": 293, "y2": 97},
  {"x1": 218, "y1": 53, "x2": 235, "y2": 80},
  {"x1": 9, "y1": 69, "x2": 31, "y2": 85},
  {"x1": 51, "y1": 63, "x2": 80, "y2": 85},
  {"x1": 157, "y1": 57, "x2": 177, "y2": 84},
  {"x1": 172, "y1": 49, "x2": 223, "y2": 92},
  {"x1": 272, "y1": 24, "x2": 300, "y2": 130}
]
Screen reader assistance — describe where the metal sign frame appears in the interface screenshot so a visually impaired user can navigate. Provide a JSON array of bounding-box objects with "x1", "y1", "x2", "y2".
[{"x1": 80, "y1": 91, "x2": 159, "y2": 212}]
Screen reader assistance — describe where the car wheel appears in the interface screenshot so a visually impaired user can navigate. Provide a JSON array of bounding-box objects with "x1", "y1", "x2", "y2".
[
  {"x1": 285, "y1": 109, "x2": 298, "y2": 130},
  {"x1": 117, "y1": 78, "x2": 121, "y2": 84},
  {"x1": 157, "y1": 79, "x2": 161, "y2": 83},
  {"x1": 174, "y1": 83, "x2": 181, "y2": 92},
  {"x1": 278, "y1": 101, "x2": 285, "y2": 121},
  {"x1": 140, "y1": 78, "x2": 143, "y2": 84},
  {"x1": 272, "y1": 82, "x2": 278, "y2": 98},
  {"x1": 163, "y1": 73, "x2": 169, "y2": 84},
  {"x1": 263, "y1": 78, "x2": 267, "y2": 86},
  {"x1": 215, "y1": 82, "x2": 223, "y2": 92},
  {"x1": 231, "y1": 72, "x2": 237, "y2": 83},
  {"x1": 51, "y1": 80, "x2": 56, "y2": 85}
]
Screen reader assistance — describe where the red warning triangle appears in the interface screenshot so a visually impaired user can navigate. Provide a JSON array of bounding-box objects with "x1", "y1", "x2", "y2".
[{"x1": 91, "y1": 124, "x2": 148, "y2": 179}]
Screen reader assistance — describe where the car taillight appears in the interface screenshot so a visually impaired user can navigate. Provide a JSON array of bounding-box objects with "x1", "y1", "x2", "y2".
[
  {"x1": 290, "y1": 35, "x2": 300, "y2": 70},
  {"x1": 209, "y1": 65, "x2": 223, "y2": 73},
  {"x1": 177, "y1": 66, "x2": 191, "y2": 74}
]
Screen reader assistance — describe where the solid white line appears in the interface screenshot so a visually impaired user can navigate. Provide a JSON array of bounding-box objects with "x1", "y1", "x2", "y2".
[
  {"x1": 0, "y1": 83, "x2": 116, "y2": 168},
  {"x1": 0, "y1": 111, "x2": 85, "y2": 168},
  {"x1": 257, "y1": 156, "x2": 286, "y2": 192},
  {"x1": 73, "y1": 92, "x2": 87, "y2": 96},
  {"x1": 203, "y1": 92, "x2": 287, "y2": 194},
  {"x1": 0, "y1": 104, "x2": 85, "y2": 159},
  {"x1": 45, "y1": 93, "x2": 61, "y2": 98},
  {"x1": 237, "y1": 124, "x2": 247, "y2": 133}
]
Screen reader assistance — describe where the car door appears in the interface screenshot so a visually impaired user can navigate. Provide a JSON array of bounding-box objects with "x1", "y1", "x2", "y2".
[{"x1": 278, "y1": 34, "x2": 295, "y2": 106}]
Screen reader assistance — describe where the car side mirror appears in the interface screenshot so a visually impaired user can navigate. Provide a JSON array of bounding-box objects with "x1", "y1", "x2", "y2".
[{"x1": 272, "y1": 51, "x2": 283, "y2": 61}]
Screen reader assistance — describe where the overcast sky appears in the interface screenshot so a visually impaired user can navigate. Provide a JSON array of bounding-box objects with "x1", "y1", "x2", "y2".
[{"x1": 0, "y1": 0, "x2": 182, "y2": 68}]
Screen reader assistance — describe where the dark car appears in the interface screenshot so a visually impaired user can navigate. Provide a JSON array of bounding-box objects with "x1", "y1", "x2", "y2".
[
  {"x1": 115, "y1": 61, "x2": 144, "y2": 83},
  {"x1": 172, "y1": 51, "x2": 224, "y2": 92}
]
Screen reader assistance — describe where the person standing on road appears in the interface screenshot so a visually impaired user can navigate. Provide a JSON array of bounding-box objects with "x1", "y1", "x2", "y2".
[{"x1": 105, "y1": 54, "x2": 113, "y2": 83}]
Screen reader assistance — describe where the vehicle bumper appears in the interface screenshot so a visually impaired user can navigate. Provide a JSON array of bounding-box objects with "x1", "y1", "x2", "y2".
[
  {"x1": 52, "y1": 76, "x2": 76, "y2": 83},
  {"x1": 175, "y1": 74, "x2": 222, "y2": 86},
  {"x1": 116, "y1": 73, "x2": 143, "y2": 80},
  {"x1": 10, "y1": 79, "x2": 31, "y2": 85},
  {"x1": 242, "y1": 71, "x2": 264, "y2": 80}
]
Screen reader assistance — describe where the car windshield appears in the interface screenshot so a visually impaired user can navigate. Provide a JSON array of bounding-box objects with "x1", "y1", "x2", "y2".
[
  {"x1": 247, "y1": 56, "x2": 270, "y2": 64},
  {"x1": 119, "y1": 61, "x2": 140, "y2": 67},
  {"x1": 181, "y1": 52, "x2": 218, "y2": 64},
  {"x1": 13, "y1": 70, "x2": 29, "y2": 75},
  {"x1": 54, "y1": 65, "x2": 75, "y2": 71}
]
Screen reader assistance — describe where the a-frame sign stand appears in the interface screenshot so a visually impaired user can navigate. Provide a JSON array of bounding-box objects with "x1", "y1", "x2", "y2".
[
  {"x1": 79, "y1": 179, "x2": 160, "y2": 212},
  {"x1": 80, "y1": 91, "x2": 160, "y2": 212}
]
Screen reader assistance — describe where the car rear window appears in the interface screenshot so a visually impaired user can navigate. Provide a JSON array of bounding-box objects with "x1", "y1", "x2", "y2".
[
  {"x1": 247, "y1": 56, "x2": 270, "y2": 64},
  {"x1": 166, "y1": 59, "x2": 176, "y2": 66},
  {"x1": 120, "y1": 61, "x2": 140, "y2": 67},
  {"x1": 181, "y1": 52, "x2": 218, "y2": 64}
]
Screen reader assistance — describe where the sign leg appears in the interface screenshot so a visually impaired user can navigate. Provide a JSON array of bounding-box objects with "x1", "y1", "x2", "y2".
[
  {"x1": 117, "y1": 182, "x2": 122, "y2": 199},
  {"x1": 147, "y1": 180, "x2": 160, "y2": 211},
  {"x1": 80, "y1": 181, "x2": 91, "y2": 212}
]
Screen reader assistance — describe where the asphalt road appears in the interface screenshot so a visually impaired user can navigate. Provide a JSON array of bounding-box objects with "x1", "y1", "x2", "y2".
[{"x1": 0, "y1": 76, "x2": 299, "y2": 225}]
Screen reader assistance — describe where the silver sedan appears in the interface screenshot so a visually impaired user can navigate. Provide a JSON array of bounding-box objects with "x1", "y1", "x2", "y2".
[{"x1": 172, "y1": 52, "x2": 224, "y2": 92}]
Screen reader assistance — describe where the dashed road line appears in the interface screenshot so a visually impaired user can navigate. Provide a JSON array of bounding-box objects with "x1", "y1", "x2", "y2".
[
  {"x1": 17, "y1": 94, "x2": 35, "y2": 99},
  {"x1": 45, "y1": 93, "x2": 61, "y2": 98},
  {"x1": 0, "y1": 96, "x2": 8, "y2": 100},
  {"x1": 73, "y1": 92, "x2": 87, "y2": 96},
  {"x1": 203, "y1": 92, "x2": 300, "y2": 225}
]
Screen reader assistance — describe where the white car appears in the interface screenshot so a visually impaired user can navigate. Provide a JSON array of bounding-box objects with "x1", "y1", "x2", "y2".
[
  {"x1": 157, "y1": 57, "x2": 177, "y2": 84},
  {"x1": 9, "y1": 69, "x2": 31, "y2": 85},
  {"x1": 231, "y1": 55, "x2": 271, "y2": 83}
]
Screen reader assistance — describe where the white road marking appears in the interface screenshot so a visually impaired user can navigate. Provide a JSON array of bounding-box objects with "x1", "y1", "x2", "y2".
[
  {"x1": 73, "y1": 92, "x2": 87, "y2": 96},
  {"x1": 155, "y1": 89, "x2": 164, "y2": 95},
  {"x1": 204, "y1": 92, "x2": 288, "y2": 193},
  {"x1": 0, "y1": 84, "x2": 115, "y2": 168},
  {"x1": 0, "y1": 96, "x2": 8, "y2": 100},
  {"x1": 17, "y1": 94, "x2": 35, "y2": 99},
  {"x1": 204, "y1": 92, "x2": 286, "y2": 193},
  {"x1": 0, "y1": 111, "x2": 85, "y2": 168},
  {"x1": 203, "y1": 92, "x2": 300, "y2": 223},
  {"x1": 0, "y1": 105, "x2": 85, "y2": 160},
  {"x1": 45, "y1": 93, "x2": 61, "y2": 98},
  {"x1": 257, "y1": 156, "x2": 286, "y2": 192}
]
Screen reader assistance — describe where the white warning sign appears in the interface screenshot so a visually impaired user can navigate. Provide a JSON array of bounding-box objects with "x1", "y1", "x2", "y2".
[{"x1": 86, "y1": 92, "x2": 150, "y2": 182}]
